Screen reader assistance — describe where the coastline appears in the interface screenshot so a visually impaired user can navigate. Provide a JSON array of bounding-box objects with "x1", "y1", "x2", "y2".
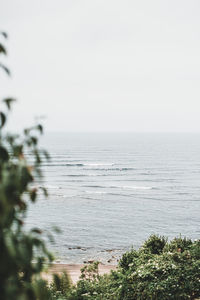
[{"x1": 43, "y1": 263, "x2": 117, "y2": 284}]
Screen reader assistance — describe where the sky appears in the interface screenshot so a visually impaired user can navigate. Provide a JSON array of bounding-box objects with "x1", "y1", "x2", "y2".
[{"x1": 1, "y1": 0, "x2": 200, "y2": 132}]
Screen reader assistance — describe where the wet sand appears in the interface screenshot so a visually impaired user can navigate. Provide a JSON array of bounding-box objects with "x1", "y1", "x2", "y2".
[{"x1": 43, "y1": 263, "x2": 117, "y2": 284}]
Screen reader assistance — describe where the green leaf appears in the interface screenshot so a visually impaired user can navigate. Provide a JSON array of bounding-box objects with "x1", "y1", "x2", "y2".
[
  {"x1": 13, "y1": 145, "x2": 23, "y2": 157},
  {"x1": 0, "y1": 63, "x2": 10, "y2": 76},
  {"x1": 31, "y1": 228, "x2": 42, "y2": 234},
  {"x1": 31, "y1": 136, "x2": 38, "y2": 145},
  {"x1": 37, "y1": 124, "x2": 43, "y2": 134},
  {"x1": 3, "y1": 66, "x2": 10, "y2": 76},
  {"x1": 0, "y1": 111, "x2": 6, "y2": 128},
  {"x1": 42, "y1": 149, "x2": 50, "y2": 160},
  {"x1": 3, "y1": 98, "x2": 16, "y2": 110},
  {"x1": 30, "y1": 188, "x2": 37, "y2": 202},
  {"x1": 24, "y1": 128, "x2": 29, "y2": 135},
  {"x1": 34, "y1": 149, "x2": 41, "y2": 164},
  {"x1": 1, "y1": 32, "x2": 8, "y2": 39},
  {"x1": 0, "y1": 145, "x2": 9, "y2": 161},
  {"x1": 0, "y1": 43, "x2": 7, "y2": 55},
  {"x1": 40, "y1": 187, "x2": 48, "y2": 197}
]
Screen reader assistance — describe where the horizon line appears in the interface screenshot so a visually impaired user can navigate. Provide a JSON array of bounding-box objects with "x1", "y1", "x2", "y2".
[{"x1": 44, "y1": 131, "x2": 200, "y2": 134}]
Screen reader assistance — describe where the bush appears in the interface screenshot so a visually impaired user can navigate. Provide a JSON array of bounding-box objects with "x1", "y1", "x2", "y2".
[
  {"x1": 0, "y1": 32, "x2": 53, "y2": 300},
  {"x1": 118, "y1": 236, "x2": 200, "y2": 299},
  {"x1": 142, "y1": 234, "x2": 167, "y2": 254},
  {"x1": 2, "y1": 33, "x2": 199, "y2": 300},
  {"x1": 50, "y1": 272, "x2": 72, "y2": 299},
  {"x1": 65, "y1": 262, "x2": 121, "y2": 300},
  {"x1": 54, "y1": 236, "x2": 200, "y2": 300}
]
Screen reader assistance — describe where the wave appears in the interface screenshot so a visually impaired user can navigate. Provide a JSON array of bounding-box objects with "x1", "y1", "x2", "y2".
[
  {"x1": 64, "y1": 174, "x2": 108, "y2": 177},
  {"x1": 65, "y1": 163, "x2": 115, "y2": 167},
  {"x1": 82, "y1": 192, "x2": 131, "y2": 197},
  {"x1": 41, "y1": 163, "x2": 83, "y2": 167},
  {"x1": 83, "y1": 185, "x2": 153, "y2": 190},
  {"x1": 65, "y1": 163, "x2": 84, "y2": 166},
  {"x1": 44, "y1": 184, "x2": 61, "y2": 189},
  {"x1": 34, "y1": 184, "x2": 61, "y2": 191},
  {"x1": 122, "y1": 186, "x2": 153, "y2": 190},
  {"x1": 83, "y1": 167, "x2": 135, "y2": 171},
  {"x1": 62, "y1": 180, "x2": 85, "y2": 182},
  {"x1": 84, "y1": 163, "x2": 114, "y2": 166},
  {"x1": 42, "y1": 163, "x2": 115, "y2": 167},
  {"x1": 84, "y1": 185, "x2": 104, "y2": 188},
  {"x1": 64, "y1": 174, "x2": 88, "y2": 177},
  {"x1": 65, "y1": 174, "x2": 131, "y2": 178},
  {"x1": 85, "y1": 191, "x2": 109, "y2": 195},
  {"x1": 42, "y1": 163, "x2": 85, "y2": 167}
]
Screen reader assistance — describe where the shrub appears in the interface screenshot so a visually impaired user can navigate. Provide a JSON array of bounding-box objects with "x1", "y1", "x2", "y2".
[
  {"x1": 164, "y1": 236, "x2": 193, "y2": 253},
  {"x1": 65, "y1": 262, "x2": 121, "y2": 300},
  {"x1": 50, "y1": 272, "x2": 72, "y2": 299},
  {"x1": 57, "y1": 236, "x2": 200, "y2": 300},
  {"x1": 119, "y1": 249, "x2": 139, "y2": 272},
  {"x1": 142, "y1": 234, "x2": 167, "y2": 254},
  {"x1": 0, "y1": 32, "x2": 53, "y2": 300}
]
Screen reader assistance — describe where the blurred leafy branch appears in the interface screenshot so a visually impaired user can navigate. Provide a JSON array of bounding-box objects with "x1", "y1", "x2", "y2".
[{"x1": 0, "y1": 31, "x2": 53, "y2": 300}]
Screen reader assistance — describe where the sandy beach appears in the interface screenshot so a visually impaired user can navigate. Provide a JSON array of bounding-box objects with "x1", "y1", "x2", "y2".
[{"x1": 43, "y1": 263, "x2": 117, "y2": 284}]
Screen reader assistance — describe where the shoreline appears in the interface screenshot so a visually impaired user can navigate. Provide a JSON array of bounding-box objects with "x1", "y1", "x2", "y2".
[{"x1": 43, "y1": 263, "x2": 117, "y2": 284}]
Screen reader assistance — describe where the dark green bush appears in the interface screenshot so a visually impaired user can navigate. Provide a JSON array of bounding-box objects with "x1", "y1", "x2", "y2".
[
  {"x1": 118, "y1": 237, "x2": 200, "y2": 299},
  {"x1": 0, "y1": 32, "x2": 53, "y2": 300},
  {"x1": 53, "y1": 236, "x2": 200, "y2": 300},
  {"x1": 142, "y1": 234, "x2": 167, "y2": 254},
  {"x1": 119, "y1": 249, "x2": 139, "y2": 272},
  {"x1": 64, "y1": 262, "x2": 121, "y2": 300},
  {"x1": 164, "y1": 236, "x2": 193, "y2": 253},
  {"x1": 2, "y1": 33, "x2": 199, "y2": 300},
  {"x1": 50, "y1": 272, "x2": 72, "y2": 299}
]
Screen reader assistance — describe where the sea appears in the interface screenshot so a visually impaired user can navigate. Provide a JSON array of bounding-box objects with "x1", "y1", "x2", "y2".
[{"x1": 26, "y1": 132, "x2": 200, "y2": 264}]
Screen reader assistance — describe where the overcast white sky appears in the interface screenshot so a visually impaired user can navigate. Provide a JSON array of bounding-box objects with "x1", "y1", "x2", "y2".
[{"x1": 1, "y1": 0, "x2": 200, "y2": 132}]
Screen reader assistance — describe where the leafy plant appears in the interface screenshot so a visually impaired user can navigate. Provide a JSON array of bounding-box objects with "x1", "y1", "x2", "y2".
[
  {"x1": 50, "y1": 272, "x2": 72, "y2": 299},
  {"x1": 0, "y1": 32, "x2": 53, "y2": 300},
  {"x1": 1, "y1": 32, "x2": 199, "y2": 300},
  {"x1": 53, "y1": 236, "x2": 200, "y2": 300}
]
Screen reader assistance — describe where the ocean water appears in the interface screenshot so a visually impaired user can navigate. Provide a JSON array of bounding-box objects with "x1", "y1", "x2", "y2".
[{"x1": 26, "y1": 133, "x2": 200, "y2": 263}]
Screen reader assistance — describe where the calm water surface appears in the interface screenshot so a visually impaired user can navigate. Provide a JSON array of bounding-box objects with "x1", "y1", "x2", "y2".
[{"x1": 26, "y1": 133, "x2": 200, "y2": 263}]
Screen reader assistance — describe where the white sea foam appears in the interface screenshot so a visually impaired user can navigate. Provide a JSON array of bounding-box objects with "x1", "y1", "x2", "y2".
[
  {"x1": 121, "y1": 186, "x2": 153, "y2": 190},
  {"x1": 83, "y1": 185, "x2": 153, "y2": 190},
  {"x1": 45, "y1": 184, "x2": 60, "y2": 189},
  {"x1": 84, "y1": 163, "x2": 114, "y2": 166},
  {"x1": 85, "y1": 191, "x2": 109, "y2": 194}
]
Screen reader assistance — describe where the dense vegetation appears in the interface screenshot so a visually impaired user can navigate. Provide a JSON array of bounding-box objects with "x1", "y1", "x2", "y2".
[
  {"x1": 0, "y1": 32, "x2": 52, "y2": 300},
  {"x1": 50, "y1": 235, "x2": 200, "y2": 300},
  {"x1": 1, "y1": 33, "x2": 200, "y2": 299}
]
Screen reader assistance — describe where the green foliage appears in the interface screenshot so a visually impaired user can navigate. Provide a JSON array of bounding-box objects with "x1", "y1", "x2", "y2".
[
  {"x1": 118, "y1": 249, "x2": 139, "y2": 272},
  {"x1": 118, "y1": 236, "x2": 200, "y2": 299},
  {"x1": 52, "y1": 236, "x2": 200, "y2": 300},
  {"x1": 164, "y1": 236, "x2": 193, "y2": 253},
  {"x1": 50, "y1": 272, "x2": 72, "y2": 300},
  {"x1": 142, "y1": 234, "x2": 167, "y2": 254},
  {"x1": 1, "y1": 32, "x2": 199, "y2": 300},
  {"x1": 0, "y1": 33, "x2": 53, "y2": 299},
  {"x1": 65, "y1": 262, "x2": 120, "y2": 300}
]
